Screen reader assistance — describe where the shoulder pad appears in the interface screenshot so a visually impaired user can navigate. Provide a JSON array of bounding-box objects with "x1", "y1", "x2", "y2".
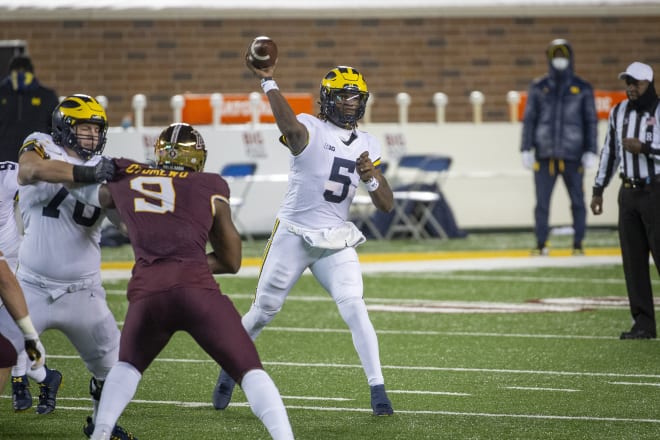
[{"x1": 19, "y1": 140, "x2": 49, "y2": 159}]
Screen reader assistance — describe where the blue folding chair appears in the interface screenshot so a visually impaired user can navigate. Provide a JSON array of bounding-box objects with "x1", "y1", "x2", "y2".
[
  {"x1": 220, "y1": 162, "x2": 258, "y2": 242},
  {"x1": 385, "y1": 155, "x2": 452, "y2": 239}
]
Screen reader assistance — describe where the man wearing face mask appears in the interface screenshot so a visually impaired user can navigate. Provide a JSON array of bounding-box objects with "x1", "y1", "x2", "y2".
[
  {"x1": 0, "y1": 54, "x2": 59, "y2": 162},
  {"x1": 591, "y1": 62, "x2": 660, "y2": 340},
  {"x1": 521, "y1": 39, "x2": 598, "y2": 256}
]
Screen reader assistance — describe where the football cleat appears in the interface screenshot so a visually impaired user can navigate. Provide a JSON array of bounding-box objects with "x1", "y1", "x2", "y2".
[
  {"x1": 212, "y1": 369, "x2": 236, "y2": 410},
  {"x1": 36, "y1": 367, "x2": 62, "y2": 415},
  {"x1": 530, "y1": 246, "x2": 549, "y2": 256},
  {"x1": 370, "y1": 384, "x2": 394, "y2": 416},
  {"x1": 83, "y1": 416, "x2": 139, "y2": 440},
  {"x1": 12, "y1": 375, "x2": 33, "y2": 411}
]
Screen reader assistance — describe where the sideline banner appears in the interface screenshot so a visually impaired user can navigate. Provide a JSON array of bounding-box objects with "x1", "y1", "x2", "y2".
[{"x1": 182, "y1": 93, "x2": 314, "y2": 124}]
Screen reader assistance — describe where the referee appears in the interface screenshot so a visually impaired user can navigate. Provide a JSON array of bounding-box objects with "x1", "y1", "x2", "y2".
[{"x1": 591, "y1": 61, "x2": 660, "y2": 340}]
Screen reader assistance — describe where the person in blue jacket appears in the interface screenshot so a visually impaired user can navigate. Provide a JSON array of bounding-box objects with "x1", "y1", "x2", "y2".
[
  {"x1": 0, "y1": 54, "x2": 59, "y2": 162},
  {"x1": 521, "y1": 39, "x2": 599, "y2": 255}
]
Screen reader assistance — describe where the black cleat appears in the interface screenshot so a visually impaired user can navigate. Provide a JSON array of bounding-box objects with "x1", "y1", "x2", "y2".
[
  {"x1": 212, "y1": 369, "x2": 236, "y2": 410},
  {"x1": 370, "y1": 384, "x2": 394, "y2": 416},
  {"x1": 12, "y1": 375, "x2": 32, "y2": 411},
  {"x1": 620, "y1": 329, "x2": 656, "y2": 340},
  {"x1": 83, "y1": 416, "x2": 139, "y2": 440},
  {"x1": 36, "y1": 367, "x2": 62, "y2": 415}
]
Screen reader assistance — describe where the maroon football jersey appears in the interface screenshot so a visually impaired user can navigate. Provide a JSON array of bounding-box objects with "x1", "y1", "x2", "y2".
[{"x1": 107, "y1": 158, "x2": 231, "y2": 297}]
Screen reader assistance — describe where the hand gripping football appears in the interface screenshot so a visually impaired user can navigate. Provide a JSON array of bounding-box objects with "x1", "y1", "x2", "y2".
[{"x1": 246, "y1": 36, "x2": 278, "y2": 69}]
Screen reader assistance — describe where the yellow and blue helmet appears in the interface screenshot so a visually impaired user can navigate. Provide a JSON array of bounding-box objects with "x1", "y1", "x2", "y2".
[
  {"x1": 319, "y1": 66, "x2": 369, "y2": 129},
  {"x1": 51, "y1": 94, "x2": 108, "y2": 160}
]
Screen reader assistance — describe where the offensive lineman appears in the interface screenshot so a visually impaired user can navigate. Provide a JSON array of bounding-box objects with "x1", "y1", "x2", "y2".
[
  {"x1": 212, "y1": 60, "x2": 396, "y2": 416},
  {"x1": 69, "y1": 123, "x2": 294, "y2": 440},
  {"x1": 13, "y1": 94, "x2": 135, "y2": 439}
]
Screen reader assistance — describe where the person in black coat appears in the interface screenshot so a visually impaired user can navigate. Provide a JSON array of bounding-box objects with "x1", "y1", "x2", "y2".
[
  {"x1": 521, "y1": 39, "x2": 599, "y2": 256},
  {"x1": 0, "y1": 55, "x2": 59, "y2": 162}
]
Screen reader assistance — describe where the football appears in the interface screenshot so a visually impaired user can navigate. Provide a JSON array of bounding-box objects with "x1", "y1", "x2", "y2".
[{"x1": 246, "y1": 36, "x2": 278, "y2": 69}]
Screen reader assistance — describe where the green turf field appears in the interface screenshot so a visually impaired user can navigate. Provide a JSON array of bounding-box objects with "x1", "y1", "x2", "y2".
[{"x1": 3, "y1": 230, "x2": 660, "y2": 439}]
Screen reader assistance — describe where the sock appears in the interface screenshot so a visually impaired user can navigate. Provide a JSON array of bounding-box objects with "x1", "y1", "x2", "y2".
[
  {"x1": 241, "y1": 369, "x2": 294, "y2": 440},
  {"x1": 337, "y1": 297, "x2": 384, "y2": 386},
  {"x1": 27, "y1": 364, "x2": 47, "y2": 383},
  {"x1": 92, "y1": 361, "x2": 141, "y2": 436},
  {"x1": 11, "y1": 350, "x2": 29, "y2": 377},
  {"x1": 241, "y1": 303, "x2": 277, "y2": 340}
]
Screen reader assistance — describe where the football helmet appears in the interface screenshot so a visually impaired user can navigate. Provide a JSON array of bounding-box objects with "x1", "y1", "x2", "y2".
[
  {"x1": 154, "y1": 123, "x2": 207, "y2": 172},
  {"x1": 319, "y1": 66, "x2": 369, "y2": 129},
  {"x1": 51, "y1": 94, "x2": 108, "y2": 161}
]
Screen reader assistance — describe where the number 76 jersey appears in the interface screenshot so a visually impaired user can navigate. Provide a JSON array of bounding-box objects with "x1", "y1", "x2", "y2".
[{"x1": 18, "y1": 133, "x2": 105, "y2": 281}]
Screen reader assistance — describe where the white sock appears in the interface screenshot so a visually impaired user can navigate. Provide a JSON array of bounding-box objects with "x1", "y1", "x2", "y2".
[
  {"x1": 241, "y1": 303, "x2": 276, "y2": 340},
  {"x1": 11, "y1": 350, "x2": 31, "y2": 378},
  {"x1": 28, "y1": 365, "x2": 47, "y2": 384},
  {"x1": 337, "y1": 298, "x2": 384, "y2": 386},
  {"x1": 92, "y1": 361, "x2": 142, "y2": 437},
  {"x1": 241, "y1": 369, "x2": 294, "y2": 440}
]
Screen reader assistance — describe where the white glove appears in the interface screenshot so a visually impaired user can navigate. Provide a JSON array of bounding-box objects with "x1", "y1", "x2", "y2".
[
  {"x1": 521, "y1": 151, "x2": 535, "y2": 170},
  {"x1": 582, "y1": 151, "x2": 598, "y2": 169}
]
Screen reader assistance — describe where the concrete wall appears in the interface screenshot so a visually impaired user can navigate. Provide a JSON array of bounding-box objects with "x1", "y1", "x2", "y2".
[{"x1": 105, "y1": 120, "x2": 617, "y2": 234}]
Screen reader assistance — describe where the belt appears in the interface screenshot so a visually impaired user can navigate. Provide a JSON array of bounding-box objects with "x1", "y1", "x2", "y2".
[{"x1": 621, "y1": 175, "x2": 651, "y2": 189}]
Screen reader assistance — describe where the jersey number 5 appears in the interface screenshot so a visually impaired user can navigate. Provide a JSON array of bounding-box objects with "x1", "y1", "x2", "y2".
[{"x1": 324, "y1": 157, "x2": 356, "y2": 204}]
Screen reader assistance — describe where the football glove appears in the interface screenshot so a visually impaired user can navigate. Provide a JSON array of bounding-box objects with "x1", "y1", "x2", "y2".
[
  {"x1": 25, "y1": 337, "x2": 45, "y2": 370},
  {"x1": 73, "y1": 157, "x2": 116, "y2": 183}
]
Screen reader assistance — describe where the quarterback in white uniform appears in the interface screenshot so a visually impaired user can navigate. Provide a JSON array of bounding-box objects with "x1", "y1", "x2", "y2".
[
  {"x1": 9, "y1": 95, "x2": 134, "y2": 438},
  {"x1": 213, "y1": 64, "x2": 396, "y2": 416}
]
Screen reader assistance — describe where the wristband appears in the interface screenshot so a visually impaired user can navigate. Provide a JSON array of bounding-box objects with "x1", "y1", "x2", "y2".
[
  {"x1": 364, "y1": 176, "x2": 380, "y2": 192},
  {"x1": 261, "y1": 78, "x2": 279, "y2": 94},
  {"x1": 72, "y1": 165, "x2": 96, "y2": 183},
  {"x1": 16, "y1": 316, "x2": 38, "y2": 339}
]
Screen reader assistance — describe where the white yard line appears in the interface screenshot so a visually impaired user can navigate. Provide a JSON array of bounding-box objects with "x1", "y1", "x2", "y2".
[{"x1": 3, "y1": 396, "x2": 659, "y2": 424}]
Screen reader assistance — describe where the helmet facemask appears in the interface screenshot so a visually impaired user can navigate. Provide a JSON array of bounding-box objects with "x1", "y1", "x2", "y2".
[
  {"x1": 319, "y1": 66, "x2": 369, "y2": 130},
  {"x1": 154, "y1": 123, "x2": 207, "y2": 172},
  {"x1": 51, "y1": 95, "x2": 108, "y2": 161}
]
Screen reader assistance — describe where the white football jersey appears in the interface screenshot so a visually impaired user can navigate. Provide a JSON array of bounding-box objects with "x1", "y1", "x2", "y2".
[
  {"x1": 18, "y1": 132, "x2": 106, "y2": 281},
  {"x1": 0, "y1": 161, "x2": 20, "y2": 264},
  {"x1": 277, "y1": 114, "x2": 382, "y2": 230}
]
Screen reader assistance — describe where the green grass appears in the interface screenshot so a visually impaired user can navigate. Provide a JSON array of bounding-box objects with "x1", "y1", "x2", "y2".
[{"x1": 4, "y1": 230, "x2": 658, "y2": 440}]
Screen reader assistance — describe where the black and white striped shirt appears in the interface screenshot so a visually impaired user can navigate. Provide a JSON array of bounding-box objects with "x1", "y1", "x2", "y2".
[{"x1": 594, "y1": 99, "x2": 660, "y2": 191}]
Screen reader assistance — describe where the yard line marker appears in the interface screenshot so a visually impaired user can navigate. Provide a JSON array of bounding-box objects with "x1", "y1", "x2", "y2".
[
  {"x1": 609, "y1": 381, "x2": 660, "y2": 387},
  {"x1": 504, "y1": 386, "x2": 580, "y2": 392},
  {"x1": 44, "y1": 356, "x2": 660, "y2": 379},
  {"x1": 5, "y1": 396, "x2": 659, "y2": 424},
  {"x1": 389, "y1": 390, "x2": 471, "y2": 396}
]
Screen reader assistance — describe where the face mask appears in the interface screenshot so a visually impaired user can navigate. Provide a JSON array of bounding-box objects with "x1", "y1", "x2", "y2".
[
  {"x1": 9, "y1": 71, "x2": 34, "y2": 92},
  {"x1": 551, "y1": 57, "x2": 569, "y2": 71}
]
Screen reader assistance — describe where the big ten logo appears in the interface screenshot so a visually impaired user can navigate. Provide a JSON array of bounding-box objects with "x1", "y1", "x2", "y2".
[
  {"x1": 384, "y1": 133, "x2": 407, "y2": 159},
  {"x1": 142, "y1": 134, "x2": 159, "y2": 162},
  {"x1": 242, "y1": 131, "x2": 267, "y2": 158}
]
